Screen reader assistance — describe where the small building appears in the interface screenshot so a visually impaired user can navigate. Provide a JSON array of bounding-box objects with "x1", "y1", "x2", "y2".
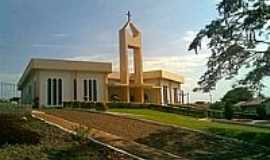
[
  {"x1": 108, "y1": 70, "x2": 183, "y2": 104},
  {"x1": 18, "y1": 59, "x2": 112, "y2": 107},
  {"x1": 234, "y1": 98, "x2": 270, "y2": 115}
]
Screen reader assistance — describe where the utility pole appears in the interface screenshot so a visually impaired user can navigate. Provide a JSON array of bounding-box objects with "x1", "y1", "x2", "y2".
[
  {"x1": 187, "y1": 92, "x2": 190, "y2": 104},
  {"x1": 181, "y1": 90, "x2": 185, "y2": 104},
  {"x1": 209, "y1": 92, "x2": 213, "y2": 104}
]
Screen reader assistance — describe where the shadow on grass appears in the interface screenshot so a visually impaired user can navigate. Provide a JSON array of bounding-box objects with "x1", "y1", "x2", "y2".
[
  {"x1": 135, "y1": 127, "x2": 270, "y2": 160},
  {"x1": 207, "y1": 127, "x2": 270, "y2": 147},
  {"x1": 48, "y1": 142, "x2": 98, "y2": 160},
  {"x1": 0, "y1": 114, "x2": 40, "y2": 147},
  {"x1": 47, "y1": 141, "x2": 126, "y2": 160}
]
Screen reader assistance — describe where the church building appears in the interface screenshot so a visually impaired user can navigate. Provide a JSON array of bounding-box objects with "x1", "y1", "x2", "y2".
[{"x1": 18, "y1": 17, "x2": 184, "y2": 107}]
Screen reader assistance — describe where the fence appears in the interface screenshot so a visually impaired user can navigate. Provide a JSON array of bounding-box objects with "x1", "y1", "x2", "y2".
[{"x1": 0, "y1": 81, "x2": 20, "y2": 100}]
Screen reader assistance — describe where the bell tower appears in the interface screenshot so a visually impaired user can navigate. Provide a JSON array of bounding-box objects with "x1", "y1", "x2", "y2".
[{"x1": 119, "y1": 11, "x2": 144, "y2": 103}]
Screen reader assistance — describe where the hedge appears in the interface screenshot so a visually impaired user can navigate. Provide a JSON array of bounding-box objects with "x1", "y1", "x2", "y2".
[
  {"x1": 63, "y1": 101, "x2": 227, "y2": 118},
  {"x1": 108, "y1": 102, "x2": 211, "y2": 118},
  {"x1": 63, "y1": 101, "x2": 108, "y2": 111}
]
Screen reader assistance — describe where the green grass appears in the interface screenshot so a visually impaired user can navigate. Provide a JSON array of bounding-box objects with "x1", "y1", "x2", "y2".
[
  {"x1": 0, "y1": 102, "x2": 32, "y2": 114},
  {"x1": 110, "y1": 108, "x2": 270, "y2": 146}
]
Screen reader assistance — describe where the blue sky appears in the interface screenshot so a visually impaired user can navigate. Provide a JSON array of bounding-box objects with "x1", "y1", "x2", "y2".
[{"x1": 0, "y1": 0, "x2": 269, "y2": 101}]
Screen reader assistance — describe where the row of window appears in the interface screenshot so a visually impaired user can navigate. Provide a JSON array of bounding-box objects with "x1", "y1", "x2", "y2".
[
  {"x1": 163, "y1": 86, "x2": 181, "y2": 104},
  {"x1": 82, "y1": 79, "x2": 98, "y2": 102},
  {"x1": 47, "y1": 79, "x2": 62, "y2": 106},
  {"x1": 47, "y1": 79, "x2": 98, "y2": 105}
]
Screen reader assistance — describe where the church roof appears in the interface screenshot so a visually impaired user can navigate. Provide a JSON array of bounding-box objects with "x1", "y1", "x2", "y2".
[
  {"x1": 108, "y1": 70, "x2": 184, "y2": 83},
  {"x1": 18, "y1": 58, "x2": 112, "y2": 89}
]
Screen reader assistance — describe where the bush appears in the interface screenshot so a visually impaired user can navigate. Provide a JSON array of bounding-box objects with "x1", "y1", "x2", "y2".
[
  {"x1": 224, "y1": 102, "x2": 234, "y2": 120},
  {"x1": 72, "y1": 125, "x2": 90, "y2": 144},
  {"x1": 63, "y1": 101, "x2": 72, "y2": 108},
  {"x1": 256, "y1": 105, "x2": 267, "y2": 119},
  {"x1": 209, "y1": 101, "x2": 225, "y2": 110},
  {"x1": 95, "y1": 102, "x2": 108, "y2": 111},
  {"x1": 208, "y1": 109, "x2": 224, "y2": 118},
  {"x1": 64, "y1": 101, "x2": 97, "y2": 109},
  {"x1": 107, "y1": 102, "x2": 150, "y2": 109},
  {"x1": 32, "y1": 97, "x2": 39, "y2": 109},
  {"x1": 0, "y1": 114, "x2": 40, "y2": 146}
]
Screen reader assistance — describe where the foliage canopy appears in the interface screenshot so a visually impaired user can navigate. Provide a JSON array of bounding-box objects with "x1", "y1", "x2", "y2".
[
  {"x1": 189, "y1": 0, "x2": 270, "y2": 92},
  {"x1": 222, "y1": 87, "x2": 254, "y2": 104}
]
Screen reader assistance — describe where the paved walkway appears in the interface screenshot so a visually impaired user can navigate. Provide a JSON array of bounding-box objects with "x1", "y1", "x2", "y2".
[{"x1": 32, "y1": 110, "x2": 186, "y2": 160}]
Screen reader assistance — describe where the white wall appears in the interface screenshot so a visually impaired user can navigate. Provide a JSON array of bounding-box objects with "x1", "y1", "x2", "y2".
[
  {"x1": 38, "y1": 69, "x2": 107, "y2": 106},
  {"x1": 76, "y1": 72, "x2": 106, "y2": 102},
  {"x1": 21, "y1": 73, "x2": 38, "y2": 105},
  {"x1": 160, "y1": 79, "x2": 181, "y2": 104}
]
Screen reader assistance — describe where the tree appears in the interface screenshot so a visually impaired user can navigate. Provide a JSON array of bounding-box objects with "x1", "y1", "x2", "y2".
[
  {"x1": 256, "y1": 104, "x2": 267, "y2": 119},
  {"x1": 222, "y1": 87, "x2": 254, "y2": 104},
  {"x1": 224, "y1": 102, "x2": 234, "y2": 119},
  {"x1": 189, "y1": 0, "x2": 270, "y2": 92}
]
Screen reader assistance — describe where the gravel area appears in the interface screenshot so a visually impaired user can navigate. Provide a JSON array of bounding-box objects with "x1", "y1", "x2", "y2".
[
  {"x1": 46, "y1": 110, "x2": 270, "y2": 160},
  {"x1": 46, "y1": 110, "x2": 168, "y2": 141}
]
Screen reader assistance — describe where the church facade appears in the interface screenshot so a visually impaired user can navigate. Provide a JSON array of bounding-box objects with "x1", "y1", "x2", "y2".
[{"x1": 18, "y1": 19, "x2": 184, "y2": 107}]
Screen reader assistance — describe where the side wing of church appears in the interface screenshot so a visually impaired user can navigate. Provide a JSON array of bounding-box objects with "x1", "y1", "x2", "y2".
[
  {"x1": 18, "y1": 59, "x2": 112, "y2": 106},
  {"x1": 18, "y1": 17, "x2": 185, "y2": 107}
]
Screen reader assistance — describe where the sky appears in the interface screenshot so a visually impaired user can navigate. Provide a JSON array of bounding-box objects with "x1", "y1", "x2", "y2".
[{"x1": 0, "y1": 0, "x2": 269, "y2": 102}]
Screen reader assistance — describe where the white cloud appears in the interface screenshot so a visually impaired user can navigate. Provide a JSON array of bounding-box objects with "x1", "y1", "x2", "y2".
[
  {"x1": 66, "y1": 55, "x2": 111, "y2": 62},
  {"x1": 32, "y1": 44, "x2": 66, "y2": 48},
  {"x1": 31, "y1": 44, "x2": 82, "y2": 49},
  {"x1": 182, "y1": 30, "x2": 197, "y2": 42},
  {"x1": 52, "y1": 33, "x2": 68, "y2": 38},
  {"x1": 66, "y1": 55, "x2": 119, "y2": 71}
]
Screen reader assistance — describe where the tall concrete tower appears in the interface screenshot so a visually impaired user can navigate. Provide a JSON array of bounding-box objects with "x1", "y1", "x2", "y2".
[{"x1": 119, "y1": 13, "x2": 144, "y2": 103}]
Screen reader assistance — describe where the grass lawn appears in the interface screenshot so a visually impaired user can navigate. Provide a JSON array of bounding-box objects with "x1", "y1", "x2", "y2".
[{"x1": 110, "y1": 108, "x2": 270, "y2": 147}]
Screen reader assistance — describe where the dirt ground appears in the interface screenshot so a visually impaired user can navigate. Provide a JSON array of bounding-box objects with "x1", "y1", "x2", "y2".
[
  {"x1": 46, "y1": 110, "x2": 270, "y2": 160},
  {"x1": 0, "y1": 113, "x2": 136, "y2": 160},
  {"x1": 46, "y1": 110, "x2": 168, "y2": 141}
]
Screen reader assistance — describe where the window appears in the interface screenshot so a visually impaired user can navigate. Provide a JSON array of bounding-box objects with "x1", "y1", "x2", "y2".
[
  {"x1": 163, "y1": 86, "x2": 168, "y2": 104},
  {"x1": 73, "y1": 79, "x2": 77, "y2": 100},
  {"x1": 52, "y1": 79, "x2": 57, "y2": 105},
  {"x1": 47, "y1": 78, "x2": 63, "y2": 106},
  {"x1": 58, "y1": 79, "x2": 62, "y2": 105},
  {"x1": 93, "y1": 80, "x2": 97, "y2": 101},
  {"x1": 83, "y1": 80, "x2": 88, "y2": 101},
  {"x1": 47, "y1": 79, "x2": 51, "y2": 105},
  {"x1": 174, "y1": 88, "x2": 178, "y2": 103},
  {"x1": 82, "y1": 79, "x2": 98, "y2": 102},
  {"x1": 89, "y1": 80, "x2": 92, "y2": 101}
]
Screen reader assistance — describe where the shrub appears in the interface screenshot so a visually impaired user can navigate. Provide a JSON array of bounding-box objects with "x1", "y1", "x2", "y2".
[
  {"x1": 107, "y1": 102, "x2": 149, "y2": 109},
  {"x1": 224, "y1": 102, "x2": 234, "y2": 120},
  {"x1": 0, "y1": 114, "x2": 40, "y2": 146},
  {"x1": 256, "y1": 105, "x2": 267, "y2": 119},
  {"x1": 95, "y1": 102, "x2": 108, "y2": 111},
  {"x1": 72, "y1": 125, "x2": 90, "y2": 144},
  {"x1": 81, "y1": 102, "x2": 89, "y2": 108},
  {"x1": 64, "y1": 101, "x2": 97, "y2": 109},
  {"x1": 32, "y1": 97, "x2": 39, "y2": 109},
  {"x1": 148, "y1": 103, "x2": 163, "y2": 109},
  {"x1": 209, "y1": 101, "x2": 225, "y2": 110},
  {"x1": 63, "y1": 101, "x2": 72, "y2": 108},
  {"x1": 110, "y1": 95, "x2": 120, "y2": 102}
]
